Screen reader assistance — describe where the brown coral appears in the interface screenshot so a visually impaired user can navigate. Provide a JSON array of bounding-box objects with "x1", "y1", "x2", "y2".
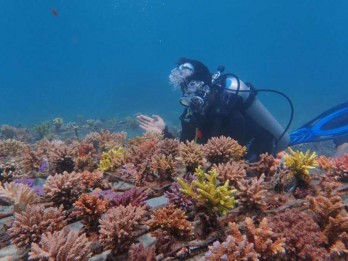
[
  {"x1": 47, "y1": 141, "x2": 77, "y2": 174},
  {"x1": 147, "y1": 204, "x2": 193, "y2": 239},
  {"x1": 213, "y1": 160, "x2": 246, "y2": 186},
  {"x1": 236, "y1": 174, "x2": 268, "y2": 213},
  {"x1": 318, "y1": 154, "x2": 348, "y2": 182},
  {"x1": 0, "y1": 182, "x2": 38, "y2": 212},
  {"x1": 29, "y1": 227, "x2": 92, "y2": 261},
  {"x1": 0, "y1": 139, "x2": 25, "y2": 158},
  {"x1": 73, "y1": 194, "x2": 109, "y2": 233},
  {"x1": 308, "y1": 193, "x2": 345, "y2": 228},
  {"x1": 80, "y1": 170, "x2": 104, "y2": 189},
  {"x1": 151, "y1": 154, "x2": 177, "y2": 181},
  {"x1": 99, "y1": 204, "x2": 149, "y2": 254},
  {"x1": 157, "y1": 138, "x2": 180, "y2": 157},
  {"x1": 247, "y1": 153, "x2": 278, "y2": 179},
  {"x1": 44, "y1": 171, "x2": 87, "y2": 208},
  {"x1": 203, "y1": 136, "x2": 246, "y2": 164},
  {"x1": 178, "y1": 140, "x2": 206, "y2": 172},
  {"x1": 9, "y1": 205, "x2": 67, "y2": 249}
]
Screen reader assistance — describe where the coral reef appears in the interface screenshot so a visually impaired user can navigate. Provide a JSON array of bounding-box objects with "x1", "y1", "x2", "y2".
[
  {"x1": 203, "y1": 136, "x2": 246, "y2": 164},
  {"x1": 29, "y1": 227, "x2": 92, "y2": 261},
  {"x1": 9, "y1": 205, "x2": 66, "y2": 249},
  {"x1": 0, "y1": 122, "x2": 347, "y2": 260}
]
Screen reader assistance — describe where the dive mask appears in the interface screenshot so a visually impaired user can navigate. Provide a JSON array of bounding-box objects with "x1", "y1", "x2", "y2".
[{"x1": 179, "y1": 80, "x2": 210, "y2": 113}]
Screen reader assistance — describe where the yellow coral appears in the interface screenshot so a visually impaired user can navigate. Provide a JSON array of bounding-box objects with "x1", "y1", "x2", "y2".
[
  {"x1": 283, "y1": 148, "x2": 317, "y2": 183},
  {"x1": 98, "y1": 147, "x2": 125, "y2": 172},
  {"x1": 178, "y1": 168, "x2": 237, "y2": 215}
]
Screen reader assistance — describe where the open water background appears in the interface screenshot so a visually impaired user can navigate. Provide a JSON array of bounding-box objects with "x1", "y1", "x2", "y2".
[{"x1": 1, "y1": 0, "x2": 348, "y2": 131}]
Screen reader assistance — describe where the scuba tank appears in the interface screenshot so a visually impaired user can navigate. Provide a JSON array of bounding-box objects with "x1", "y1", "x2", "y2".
[{"x1": 212, "y1": 66, "x2": 291, "y2": 153}]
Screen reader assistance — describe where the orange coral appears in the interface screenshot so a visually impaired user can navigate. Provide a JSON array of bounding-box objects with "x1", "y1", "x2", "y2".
[
  {"x1": 73, "y1": 194, "x2": 109, "y2": 233},
  {"x1": 9, "y1": 205, "x2": 66, "y2": 249},
  {"x1": 99, "y1": 204, "x2": 149, "y2": 254},
  {"x1": 29, "y1": 227, "x2": 92, "y2": 261},
  {"x1": 318, "y1": 154, "x2": 348, "y2": 182},
  {"x1": 203, "y1": 136, "x2": 246, "y2": 164}
]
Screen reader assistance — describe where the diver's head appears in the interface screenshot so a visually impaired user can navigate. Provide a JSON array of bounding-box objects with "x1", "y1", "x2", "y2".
[{"x1": 169, "y1": 58, "x2": 212, "y2": 114}]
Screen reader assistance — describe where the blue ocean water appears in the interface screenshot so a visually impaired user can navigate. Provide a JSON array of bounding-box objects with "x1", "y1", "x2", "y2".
[{"x1": 1, "y1": 0, "x2": 347, "y2": 131}]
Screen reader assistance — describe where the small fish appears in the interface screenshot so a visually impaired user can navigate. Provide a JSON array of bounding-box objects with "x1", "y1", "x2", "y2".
[{"x1": 51, "y1": 8, "x2": 58, "y2": 16}]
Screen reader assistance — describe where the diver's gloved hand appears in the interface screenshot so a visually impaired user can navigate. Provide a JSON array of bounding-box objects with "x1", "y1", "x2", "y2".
[{"x1": 137, "y1": 114, "x2": 166, "y2": 134}]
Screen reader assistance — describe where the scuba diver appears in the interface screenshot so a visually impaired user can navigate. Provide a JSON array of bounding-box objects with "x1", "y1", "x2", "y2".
[
  {"x1": 138, "y1": 58, "x2": 348, "y2": 162},
  {"x1": 137, "y1": 58, "x2": 290, "y2": 162}
]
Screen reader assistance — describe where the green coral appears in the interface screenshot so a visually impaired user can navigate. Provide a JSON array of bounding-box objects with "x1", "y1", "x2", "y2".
[
  {"x1": 283, "y1": 148, "x2": 318, "y2": 184},
  {"x1": 98, "y1": 147, "x2": 125, "y2": 172},
  {"x1": 177, "y1": 168, "x2": 237, "y2": 215}
]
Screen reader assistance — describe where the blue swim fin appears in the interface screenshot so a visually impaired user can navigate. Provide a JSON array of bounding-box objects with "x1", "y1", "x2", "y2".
[{"x1": 289, "y1": 101, "x2": 348, "y2": 146}]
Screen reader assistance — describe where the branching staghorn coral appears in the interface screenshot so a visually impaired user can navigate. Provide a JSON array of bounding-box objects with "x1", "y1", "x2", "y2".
[
  {"x1": 203, "y1": 136, "x2": 246, "y2": 165},
  {"x1": 72, "y1": 194, "x2": 109, "y2": 233},
  {"x1": 150, "y1": 153, "x2": 177, "y2": 181},
  {"x1": 84, "y1": 130, "x2": 127, "y2": 152},
  {"x1": 74, "y1": 142, "x2": 98, "y2": 171},
  {"x1": 80, "y1": 170, "x2": 105, "y2": 189},
  {"x1": 147, "y1": 204, "x2": 193, "y2": 255},
  {"x1": 47, "y1": 140, "x2": 77, "y2": 174},
  {"x1": 29, "y1": 227, "x2": 92, "y2": 261},
  {"x1": 317, "y1": 154, "x2": 348, "y2": 182},
  {"x1": 308, "y1": 193, "x2": 345, "y2": 228},
  {"x1": 177, "y1": 168, "x2": 237, "y2": 215},
  {"x1": 99, "y1": 204, "x2": 149, "y2": 254},
  {"x1": 0, "y1": 182, "x2": 38, "y2": 212},
  {"x1": 236, "y1": 174, "x2": 268, "y2": 213},
  {"x1": 9, "y1": 205, "x2": 67, "y2": 249},
  {"x1": 110, "y1": 187, "x2": 149, "y2": 208},
  {"x1": 148, "y1": 204, "x2": 193, "y2": 239},
  {"x1": 206, "y1": 218, "x2": 285, "y2": 261},
  {"x1": 268, "y1": 208, "x2": 329, "y2": 260},
  {"x1": 321, "y1": 213, "x2": 348, "y2": 254},
  {"x1": 212, "y1": 161, "x2": 246, "y2": 186},
  {"x1": 157, "y1": 138, "x2": 180, "y2": 157},
  {"x1": 247, "y1": 153, "x2": 278, "y2": 179},
  {"x1": 98, "y1": 147, "x2": 125, "y2": 172},
  {"x1": 19, "y1": 145, "x2": 42, "y2": 174},
  {"x1": 178, "y1": 140, "x2": 206, "y2": 172},
  {"x1": 122, "y1": 137, "x2": 162, "y2": 185},
  {"x1": 283, "y1": 148, "x2": 318, "y2": 187},
  {"x1": 165, "y1": 180, "x2": 194, "y2": 208},
  {"x1": 44, "y1": 171, "x2": 87, "y2": 209},
  {"x1": 0, "y1": 139, "x2": 25, "y2": 158}
]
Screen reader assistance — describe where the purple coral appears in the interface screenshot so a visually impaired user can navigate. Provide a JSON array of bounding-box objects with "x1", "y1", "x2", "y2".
[{"x1": 165, "y1": 182, "x2": 194, "y2": 208}]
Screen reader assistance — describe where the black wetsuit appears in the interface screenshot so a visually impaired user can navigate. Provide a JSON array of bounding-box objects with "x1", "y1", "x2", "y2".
[{"x1": 164, "y1": 98, "x2": 276, "y2": 162}]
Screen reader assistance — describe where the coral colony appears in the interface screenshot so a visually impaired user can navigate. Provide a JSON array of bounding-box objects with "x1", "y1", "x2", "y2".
[{"x1": 0, "y1": 120, "x2": 347, "y2": 260}]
